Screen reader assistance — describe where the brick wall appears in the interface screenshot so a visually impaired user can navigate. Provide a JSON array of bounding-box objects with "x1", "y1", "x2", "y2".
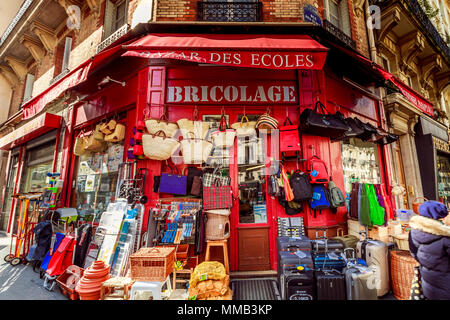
[
  {"x1": 156, "y1": 0, "x2": 197, "y2": 21},
  {"x1": 348, "y1": 1, "x2": 370, "y2": 58}
]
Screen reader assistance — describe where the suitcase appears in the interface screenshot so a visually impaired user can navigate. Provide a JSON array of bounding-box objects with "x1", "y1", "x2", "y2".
[
  {"x1": 356, "y1": 239, "x2": 389, "y2": 297},
  {"x1": 315, "y1": 270, "x2": 346, "y2": 300},
  {"x1": 277, "y1": 236, "x2": 311, "y2": 253},
  {"x1": 312, "y1": 252, "x2": 347, "y2": 272},
  {"x1": 344, "y1": 265, "x2": 378, "y2": 300},
  {"x1": 278, "y1": 250, "x2": 314, "y2": 297},
  {"x1": 311, "y1": 228, "x2": 344, "y2": 253},
  {"x1": 283, "y1": 270, "x2": 315, "y2": 300}
]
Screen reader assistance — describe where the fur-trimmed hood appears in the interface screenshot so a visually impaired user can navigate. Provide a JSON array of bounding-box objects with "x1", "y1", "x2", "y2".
[{"x1": 409, "y1": 215, "x2": 450, "y2": 237}]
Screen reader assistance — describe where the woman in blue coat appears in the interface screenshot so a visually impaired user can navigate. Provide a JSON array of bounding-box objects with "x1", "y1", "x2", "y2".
[{"x1": 409, "y1": 201, "x2": 450, "y2": 300}]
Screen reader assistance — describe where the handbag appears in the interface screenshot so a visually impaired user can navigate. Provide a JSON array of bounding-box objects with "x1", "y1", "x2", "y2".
[
  {"x1": 159, "y1": 166, "x2": 187, "y2": 195},
  {"x1": 180, "y1": 132, "x2": 213, "y2": 164},
  {"x1": 332, "y1": 114, "x2": 365, "y2": 141},
  {"x1": 84, "y1": 134, "x2": 106, "y2": 153},
  {"x1": 153, "y1": 175, "x2": 161, "y2": 193},
  {"x1": 299, "y1": 101, "x2": 349, "y2": 138},
  {"x1": 256, "y1": 113, "x2": 278, "y2": 133},
  {"x1": 211, "y1": 115, "x2": 236, "y2": 148},
  {"x1": 203, "y1": 178, "x2": 233, "y2": 210},
  {"x1": 145, "y1": 114, "x2": 179, "y2": 138},
  {"x1": 279, "y1": 117, "x2": 301, "y2": 153},
  {"x1": 74, "y1": 132, "x2": 88, "y2": 156},
  {"x1": 93, "y1": 124, "x2": 105, "y2": 141},
  {"x1": 354, "y1": 118, "x2": 378, "y2": 141},
  {"x1": 177, "y1": 118, "x2": 210, "y2": 140},
  {"x1": 202, "y1": 167, "x2": 231, "y2": 187},
  {"x1": 231, "y1": 116, "x2": 257, "y2": 138},
  {"x1": 187, "y1": 166, "x2": 202, "y2": 194},
  {"x1": 104, "y1": 123, "x2": 126, "y2": 142},
  {"x1": 190, "y1": 176, "x2": 202, "y2": 197},
  {"x1": 142, "y1": 130, "x2": 180, "y2": 161}
]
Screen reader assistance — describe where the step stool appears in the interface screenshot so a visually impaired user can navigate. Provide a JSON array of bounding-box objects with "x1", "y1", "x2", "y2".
[
  {"x1": 100, "y1": 277, "x2": 134, "y2": 300},
  {"x1": 205, "y1": 239, "x2": 229, "y2": 274},
  {"x1": 130, "y1": 275, "x2": 172, "y2": 300}
]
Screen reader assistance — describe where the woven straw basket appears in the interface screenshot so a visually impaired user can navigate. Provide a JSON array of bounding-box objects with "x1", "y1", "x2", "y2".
[
  {"x1": 142, "y1": 131, "x2": 180, "y2": 161},
  {"x1": 205, "y1": 212, "x2": 230, "y2": 240},
  {"x1": 390, "y1": 250, "x2": 419, "y2": 300}
]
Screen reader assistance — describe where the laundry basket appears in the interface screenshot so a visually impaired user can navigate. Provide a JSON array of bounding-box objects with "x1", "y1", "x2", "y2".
[
  {"x1": 205, "y1": 212, "x2": 230, "y2": 240},
  {"x1": 390, "y1": 250, "x2": 419, "y2": 300}
]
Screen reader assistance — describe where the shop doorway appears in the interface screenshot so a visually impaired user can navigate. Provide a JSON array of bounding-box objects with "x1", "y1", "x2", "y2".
[
  {"x1": 201, "y1": 111, "x2": 274, "y2": 272},
  {"x1": 0, "y1": 154, "x2": 19, "y2": 231}
]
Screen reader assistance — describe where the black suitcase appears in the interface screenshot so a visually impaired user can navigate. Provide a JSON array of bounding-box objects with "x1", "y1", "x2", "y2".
[
  {"x1": 315, "y1": 270, "x2": 346, "y2": 300},
  {"x1": 278, "y1": 250, "x2": 314, "y2": 297},
  {"x1": 277, "y1": 236, "x2": 311, "y2": 253},
  {"x1": 284, "y1": 270, "x2": 315, "y2": 300},
  {"x1": 311, "y1": 228, "x2": 344, "y2": 253}
]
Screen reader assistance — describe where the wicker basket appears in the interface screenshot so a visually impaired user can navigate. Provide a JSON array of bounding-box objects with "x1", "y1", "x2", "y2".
[
  {"x1": 393, "y1": 233, "x2": 410, "y2": 251},
  {"x1": 129, "y1": 247, "x2": 175, "y2": 282},
  {"x1": 390, "y1": 250, "x2": 419, "y2": 300},
  {"x1": 205, "y1": 212, "x2": 230, "y2": 240}
]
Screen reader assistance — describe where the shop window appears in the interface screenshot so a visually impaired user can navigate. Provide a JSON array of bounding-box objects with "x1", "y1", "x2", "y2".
[
  {"x1": 0, "y1": 154, "x2": 18, "y2": 231},
  {"x1": 324, "y1": 0, "x2": 351, "y2": 36},
  {"x1": 340, "y1": 138, "x2": 382, "y2": 195},
  {"x1": 437, "y1": 154, "x2": 450, "y2": 208},
  {"x1": 73, "y1": 142, "x2": 124, "y2": 221},
  {"x1": 236, "y1": 114, "x2": 267, "y2": 224}
]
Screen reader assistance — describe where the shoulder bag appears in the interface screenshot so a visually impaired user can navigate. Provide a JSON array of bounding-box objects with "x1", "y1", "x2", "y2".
[{"x1": 299, "y1": 101, "x2": 349, "y2": 138}]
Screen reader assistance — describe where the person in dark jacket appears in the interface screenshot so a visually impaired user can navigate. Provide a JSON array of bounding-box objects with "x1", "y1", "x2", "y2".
[{"x1": 409, "y1": 200, "x2": 450, "y2": 300}]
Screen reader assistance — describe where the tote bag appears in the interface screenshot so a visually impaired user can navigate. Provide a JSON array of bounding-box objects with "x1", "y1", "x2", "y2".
[
  {"x1": 231, "y1": 116, "x2": 257, "y2": 138},
  {"x1": 180, "y1": 132, "x2": 213, "y2": 164},
  {"x1": 211, "y1": 115, "x2": 236, "y2": 148},
  {"x1": 279, "y1": 117, "x2": 301, "y2": 153},
  {"x1": 159, "y1": 167, "x2": 188, "y2": 195},
  {"x1": 203, "y1": 179, "x2": 233, "y2": 210}
]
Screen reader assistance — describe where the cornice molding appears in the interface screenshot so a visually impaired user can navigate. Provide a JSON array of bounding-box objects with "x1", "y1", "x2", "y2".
[
  {"x1": 30, "y1": 21, "x2": 57, "y2": 55},
  {"x1": 399, "y1": 31, "x2": 426, "y2": 73},
  {"x1": 4, "y1": 56, "x2": 27, "y2": 83},
  {"x1": 20, "y1": 34, "x2": 45, "y2": 65},
  {"x1": 0, "y1": 65, "x2": 19, "y2": 88}
]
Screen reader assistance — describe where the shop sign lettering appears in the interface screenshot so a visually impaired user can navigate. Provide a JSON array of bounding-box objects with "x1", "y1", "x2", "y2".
[
  {"x1": 166, "y1": 83, "x2": 298, "y2": 104},
  {"x1": 123, "y1": 50, "x2": 327, "y2": 70},
  {"x1": 433, "y1": 136, "x2": 450, "y2": 154}
]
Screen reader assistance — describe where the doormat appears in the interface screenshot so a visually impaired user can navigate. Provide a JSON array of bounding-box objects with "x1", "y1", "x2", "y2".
[{"x1": 230, "y1": 278, "x2": 281, "y2": 300}]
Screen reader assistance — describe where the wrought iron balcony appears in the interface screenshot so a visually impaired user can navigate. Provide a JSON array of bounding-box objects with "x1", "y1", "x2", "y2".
[
  {"x1": 406, "y1": 0, "x2": 450, "y2": 58},
  {"x1": 0, "y1": 0, "x2": 34, "y2": 47},
  {"x1": 197, "y1": 1, "x2": 263, "y2": 22},
  {"x1": 97, "y1": 24, "x2": 130, "y2": 54},
  {"x1": 323, "y1": 20, "x2": 357, "y2": 50},
  {"x1": 50, "y1": 68, "x2": 70, "y2": 86}
]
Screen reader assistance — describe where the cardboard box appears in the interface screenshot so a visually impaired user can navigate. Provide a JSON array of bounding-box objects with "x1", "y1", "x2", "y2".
[
  {"x1": 368, "y1": 226, "x2": 389, "y2": 243},
  {"x1": 347, "y1": 219, "x2": 365, "y2": 238}
]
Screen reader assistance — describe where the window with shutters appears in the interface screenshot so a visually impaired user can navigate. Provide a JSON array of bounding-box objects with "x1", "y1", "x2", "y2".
[
  {"x1": 51, "y1": 36, "x2": 72, "y2": 84},
  {"x1": 103, "y1": 0, "x2": 129, "y2": 40}
]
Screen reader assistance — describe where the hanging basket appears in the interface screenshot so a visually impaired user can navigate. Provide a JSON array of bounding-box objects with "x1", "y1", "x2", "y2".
[
  {"x1": 390, "y1": 250, "x2": 419, "y2": 300},
  {"x1": 177, "y1": 119, "x2": 210, "y2": 140},
  {"x1": 145, "y1": 117, "x2": 179, "y2": 138},
  {"x1": 180, "y1": 135, "x2": 213, "y2": 164},
  {"x1": 412, "y1": 197, "x2": 428, "y2": 215},
  {"x1": 231, "y1": 116, "x2": 257, "y2": 137},
  {"x1": 142, "y1": 130, "x2": 180, "y2": 161}
]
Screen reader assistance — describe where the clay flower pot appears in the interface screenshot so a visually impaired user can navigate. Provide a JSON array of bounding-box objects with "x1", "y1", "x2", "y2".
[{"x1": 75, "y1": 260, "x2": 111, "y2": 300}]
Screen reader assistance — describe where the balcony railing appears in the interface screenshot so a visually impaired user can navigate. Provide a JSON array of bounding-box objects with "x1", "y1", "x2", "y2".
[
  {"x1": 49, "y1": 68, "x2": 70, "y2": 86},
  {"x1": 323, "y1": 20, "x2": 357, "y2": 50},
  {"x1": 97, "y1": 24, "x2": 130, "y2": 54},
  {"x1": 197, "y1": 1, "x2": 263, "y2": 22},
  {"x1": 406, "y1": 0, "x2": 450, "y2": 58},
  {"x1": 0, "y1": 0, "x2": 34, "y2": 47}
]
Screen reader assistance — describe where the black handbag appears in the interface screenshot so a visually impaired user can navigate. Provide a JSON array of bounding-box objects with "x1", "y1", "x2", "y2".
[
  {"x1": 376, "y1": 131, "x2": 399, "y2": 145},
  {"x1": 354, "y1": 118, "x2": 378, "y2": 141},
  {"x1": 187, "y1": 166, "x2": 202, "y2": 193},
  {"x1": 332, "y1": 114, "x2": 365, "y2": 141},
  {"x1": 300, "y1": 101, "x2": 350, "y2": 138}
]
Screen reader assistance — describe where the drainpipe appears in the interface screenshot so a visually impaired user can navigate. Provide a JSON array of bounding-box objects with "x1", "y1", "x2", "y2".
[{"x1": 364, "y1": 0, "x2": 378, "y2": 63}]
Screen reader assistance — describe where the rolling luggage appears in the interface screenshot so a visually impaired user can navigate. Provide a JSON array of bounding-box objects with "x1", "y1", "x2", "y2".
[
  {"x1": 356, "y1": 238, "x2": 389, "y2": 297},
  {"x1": 284, "y1": 270, "x2": 315, "y2": 300},
  {"x1": 344, "y1": 248, "x2": 377, "y2": 300},
  {"x1": 311, "y1": 228, "x2": 344, "y2": 253},
  {"x1": 312, "y1": 252, "x2": 347, "y2": 272},
  {"x1": 315, "y1": 270, "x2": 346, "y2": 300},
  {"x1": 277, "y1": 236, "x2": 311, "y2": 253}
]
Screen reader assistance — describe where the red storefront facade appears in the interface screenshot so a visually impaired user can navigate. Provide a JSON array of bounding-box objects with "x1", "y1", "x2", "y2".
[{"x1": 3, "y1": 26, "x2": 398, "y2": 272}]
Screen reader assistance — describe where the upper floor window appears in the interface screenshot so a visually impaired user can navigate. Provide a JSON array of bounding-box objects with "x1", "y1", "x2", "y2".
[
  {"x1": 23, "y1": 72, "x2": 35, "y2": 103},
  {"x1": 53, "y1": 36, "x2": 72, "y2": 79},
  {"x1": 324, "y1": 0, "x2": 351, "y2": 37},
  {"x1": 104, "y1": 0, "x2": 129, "y2": 39},
  {"x1": 197, "y1": 0, "x2": 262, "y2": 22}
]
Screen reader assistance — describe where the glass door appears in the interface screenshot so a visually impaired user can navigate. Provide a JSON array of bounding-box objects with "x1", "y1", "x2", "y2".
[{"x1": 1, "y1": 154, "x2": 19, "y2": 231}]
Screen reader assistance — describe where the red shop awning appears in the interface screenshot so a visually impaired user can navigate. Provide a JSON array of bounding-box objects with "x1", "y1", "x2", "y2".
[
  {"x1": 122, "y1": 34, "x2": 329, "y2": 70},
  {"x1": 21, "y1": 44, "x2": 125, "y2": 120},
  {"x1": 0, "y1": 113, "x2": 62, "y2": 150},
  {"x1": 328, "y1": 42, "x2": 434, "y2": 116}
]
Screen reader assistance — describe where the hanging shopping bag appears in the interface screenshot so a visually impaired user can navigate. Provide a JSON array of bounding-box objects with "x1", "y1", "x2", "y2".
[
  {"x1": 211, "y1": 115, "x2": 236, "y2": 148},
  {"x1": 281, "y1": 166, "x2": 294, "y2": 202},
  {"x1": 203, "y1": 178, "x2": 233, "y2": 210},
  {"x1": 279, "y1": 117, "x2": 301, "y2": 153},
  {"x1": 104, "y1": 123, "x2": 126, "y2": 142},
  {"x1": 93, "y1": 124, "x2": 105, "y2": 141},
  {"x1": 84, "y1": 134, "x2": 106, "y2": 153},
  {"x1": 256, "y1": 113, "x2": 278, "y2": 133},
  {"x1": 231, "y1": 116, "x2": 257, "y2": 138},
  {"x1": 159, "y1": 166, "x2": 188, "y2": 195},
  {"x1": 177, "y1": 118, "x2": 210, "y2": 140},
  {"x1": 202, "y1": 167, "x2": 231, "y2": 187},
  {"x1": 299, "y1": 101, "x2": 349, "y2": 138},
  {"x1": 367, "y1": 184, "x2": 385, "y2": 226},
  {"x1": 74, "y1": 132, "x2": 88, "y2": 156},
  {"x1": 180, "y1": 132, "x2": 213, "y2": 164},
  {"x1": 142, "y1": 130, "x2": 180, "y2": 161},
  {"x1": 145, "y1": 114, "x2": 179, "y2": 138}
]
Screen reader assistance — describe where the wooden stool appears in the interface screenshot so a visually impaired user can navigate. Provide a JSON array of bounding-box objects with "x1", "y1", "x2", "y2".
[
  {"x1": 100, "y1": 277, "x2": 134, "y2": 300},
  {"x1": 205, "y1": 240, "x2": 229, "y2": 274},
  {"x1": 172, "y1": 256, "x2": 198, "y2": 289}
]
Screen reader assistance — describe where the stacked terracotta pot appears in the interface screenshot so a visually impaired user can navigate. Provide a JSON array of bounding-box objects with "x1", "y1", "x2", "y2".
[{"x1": 75, "y1": 260, "x2": 111, "y2": 300}]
